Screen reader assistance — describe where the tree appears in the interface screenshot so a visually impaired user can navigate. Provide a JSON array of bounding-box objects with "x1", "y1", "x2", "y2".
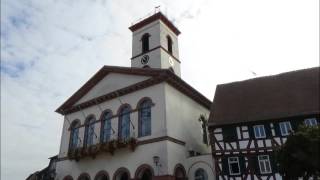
[{"x1": 275, "y1": 125, "x2": 320, "y2": 180}]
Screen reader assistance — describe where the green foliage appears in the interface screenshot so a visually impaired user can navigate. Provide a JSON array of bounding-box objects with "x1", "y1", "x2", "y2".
[{"x1": 275, "y1": 125, "x2": 320, "y2": 179}]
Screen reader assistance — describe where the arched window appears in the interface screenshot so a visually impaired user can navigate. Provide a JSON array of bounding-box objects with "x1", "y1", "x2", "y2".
[
  {"x1": 84, "y1": 116, "x2": 95, "y2": 147},
  {"x1": 141, "y1": 33, "x2": 150, "y2": 53},
  {"x1": 194, "y1": 168, "x2": 208, "y2": 180},
  {"x1": 138, "y1": 99, "x2": 152, "y2": 137},
  {"x1": 69, "y1": 120, "x2": 80, "y2": 149},
  {"x1": 118, "y1": 106, "x2": 131, "y2": 140},
  {"x1": 167, "y1": 36, "x2": 173, "y2": 54},
  {"x1": 101, "y1": 111, "x2": 112, "y2": 143}
]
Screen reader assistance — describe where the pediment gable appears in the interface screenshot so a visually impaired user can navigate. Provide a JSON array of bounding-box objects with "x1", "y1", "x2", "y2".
[
  {"x1": 75, "y1": 73, "x2": 150, "y2": 105},
  {"x1": 56, "y1": 66, "x2": 211, "y2": 115}
]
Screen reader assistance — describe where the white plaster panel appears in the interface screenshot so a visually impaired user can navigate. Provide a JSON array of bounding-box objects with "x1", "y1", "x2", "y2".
[
  {"x1": 236, "y1": 127, "x2": 241, "y2": 139},
  {"x1": 215, "y1": 134, "x2": 223, "y2": 141},
  {"x1": 257, "y1": 140, "x2": 263, "y2": 147},
  {"x1": 265, "y1": 139, "x2": 271, "y2": 147},
  {"x1": 243, "y1": 132, "x2": 249, "y2": 139},
  {"x1": 239, "y1": 141, "x2": 248, "y2": 149}
]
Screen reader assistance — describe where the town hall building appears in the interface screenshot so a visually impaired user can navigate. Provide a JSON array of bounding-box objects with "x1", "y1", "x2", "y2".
[{"x1": 54, "y1": 11, "x2": 215, "y2": 180}]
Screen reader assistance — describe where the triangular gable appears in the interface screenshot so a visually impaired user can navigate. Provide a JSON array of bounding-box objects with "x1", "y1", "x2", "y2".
[
  {"x1": 56, "y1": 66, "x2": 211, "y2": 115},
  {"x1": 75, "y1": 73, "x2": 150, "y2": 105}
]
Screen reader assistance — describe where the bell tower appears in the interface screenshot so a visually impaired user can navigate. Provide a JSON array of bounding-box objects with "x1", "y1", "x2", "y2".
[{"x1": 129, "y1": 11, "x2": 181, "y2": 77}]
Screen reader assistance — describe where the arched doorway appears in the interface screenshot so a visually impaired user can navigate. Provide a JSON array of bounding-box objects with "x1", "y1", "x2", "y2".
[
  {"x1": 78, "y1": 173, "x2": 91, "y2": 180},
  {"x1": 135, "y1": 164, "x2": 154, "y2": 180},
  {"x1": 113, "y1": 168, "x2": 130, "y2": 180},
  {"x1": 174, "y1": 164, "x2": 186, "y2": 180},
  {"x1": 95, "y1": 171, "x2": 109, "y2": 180}
]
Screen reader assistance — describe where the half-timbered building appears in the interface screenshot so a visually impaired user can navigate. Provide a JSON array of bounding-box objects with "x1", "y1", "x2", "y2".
[{"x1": 208, "y1": 67, "x2": 320, "y2": 180}]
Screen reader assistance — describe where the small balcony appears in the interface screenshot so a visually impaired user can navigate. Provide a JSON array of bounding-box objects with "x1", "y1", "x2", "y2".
[{"x1": 67, "y1": 137, "x2": 137, "y2": 161}]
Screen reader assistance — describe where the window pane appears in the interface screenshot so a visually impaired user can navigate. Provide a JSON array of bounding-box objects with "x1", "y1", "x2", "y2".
[
  {"x1": 230, "y1": 163, "x2": 240, "y2": 174},
  {"x1": 102, "y1": 112, "x2": 112, "y2": 142},
  {"x1": 119, "y1": 107, "x2": 130, "y2": 140},
  {"x1": 139, "y1": 100, "x2": 151, "y2": 137}
]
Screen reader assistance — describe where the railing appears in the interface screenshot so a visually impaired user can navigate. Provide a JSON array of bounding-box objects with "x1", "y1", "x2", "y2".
[{"x1": 67, "y1": 136, "x2": 137, "y2": 161}]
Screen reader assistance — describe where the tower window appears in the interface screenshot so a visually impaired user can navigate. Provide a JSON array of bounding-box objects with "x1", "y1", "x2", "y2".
[
  {"x1": 167, "y1": 36, "x2": 173, "y2": 54},
  {"x1": 141, "y1": 33, "x2": 150, "y2": 53}
]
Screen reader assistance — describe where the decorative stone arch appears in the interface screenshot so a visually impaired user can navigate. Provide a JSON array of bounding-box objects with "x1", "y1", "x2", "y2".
[
  {"x1": 63, "y1": 175, "x2": 74, "y2": 180},
  {"x1": 174, "y1": 164, "x2": 187, "y2": 180},
  {"x1": 113, "y1": 167, "x2": 131, "y2": 180},
  {"x1": 69, "y1": 119, "x2": 81, "y2": 130},
  {"x1": 94, "y1": 170, "x2": 110, "y2": 180},
  {"x1": 85, "y1": 114, "x2": 97, "y2": 124},
  {"x1": 117, "y1": 103, "x2": 132, "y2": 116},
  {"x1": 136, "y1": 97, "x2": 154, "y2": 109},
  {"x1": 99, "y1": 109, "x2": 113, "y2": 121},
  {"x1": 78, "y1": 172, "x2": 91, "y2": 180},
  {"x1": 187, "y1": 161, "x2": 214, "y2": 180},
  {"x1": 134, "y1": 164, "x2": 155, "y2": 180}
]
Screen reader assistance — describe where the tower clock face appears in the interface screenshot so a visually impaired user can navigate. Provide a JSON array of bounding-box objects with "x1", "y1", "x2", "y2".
[
  {"x1": 168, "y1": 56, "x2": 174, "y2": 66},
  {"x1": 141, "y1": 55, "x2": 149, "y2": 65}
]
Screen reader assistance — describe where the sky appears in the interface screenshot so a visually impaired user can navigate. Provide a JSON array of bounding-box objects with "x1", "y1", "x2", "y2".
[{"x1": 1, "y1": 0, "x2": 319, "y2": 179}]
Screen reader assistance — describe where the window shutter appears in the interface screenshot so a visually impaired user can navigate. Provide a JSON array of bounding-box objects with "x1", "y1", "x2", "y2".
[
  {"x1": 222, "y1": 127, "x2": 237, "y2": 142},
  {"x1": 264, "y1": 123, "x2": 272, "y2": 138},
  {"x1": 274, "y1": 123, "x2": 281, "y2": 136},
  {"x1": 221, "y1": 157, "x2": 229, "y2": 175},
  {"x1": 270, "y1": 153, "x2": 278, "y2": 173},
  {"x1": 239, "y1": 156, "x2": 246, "y2": 174},
  {"x1": 251, "y1": 156, "x2": 261, "y2": 175},
  {"x1": 248, "y1": 125, "x2": 255, "y2": 139}
]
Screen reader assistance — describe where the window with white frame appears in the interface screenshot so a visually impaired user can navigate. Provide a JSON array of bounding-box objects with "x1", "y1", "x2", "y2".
[
  {"x1": 304, "y1": 118, "x2": 318, "y2": 126},
  {"x1": 253, "y1": 125, "x2": 266, "y2": 138},
  {"x1": 228, "y1": 157, "x2": 241, "y2": 175},
  {"x1": 258, "y1": 155, "x2": 272, "y2": 174},
  {"x1": 279, "y1": 121, "x2": 292, "y2": 136}
]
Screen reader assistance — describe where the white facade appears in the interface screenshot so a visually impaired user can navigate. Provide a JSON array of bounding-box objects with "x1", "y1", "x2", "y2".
[{"x1": 55, "y1": 12, "x2": 213, "y2": 180}]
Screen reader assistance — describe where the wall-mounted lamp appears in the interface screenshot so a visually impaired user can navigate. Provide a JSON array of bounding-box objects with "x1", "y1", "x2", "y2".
[
  {"x1": 153, "y1": 155, "x2": 161, "y2": 176},
  {"x1": 153, "y1": 156, "x2": 160, "y2": 166}
]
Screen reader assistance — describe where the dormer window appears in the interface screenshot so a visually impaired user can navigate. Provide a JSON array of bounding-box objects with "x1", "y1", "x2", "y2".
[
  {"x1": 141, "y1": 33, "x2": 150, "y2": 53},
  {"x1": 167, "y1": 35, "x2": 173, "y2": 54}
]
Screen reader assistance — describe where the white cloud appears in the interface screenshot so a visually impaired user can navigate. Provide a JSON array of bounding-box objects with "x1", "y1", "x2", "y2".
[{"x1": 1, "y1": 0, "x2": 319, "y2": 179}]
